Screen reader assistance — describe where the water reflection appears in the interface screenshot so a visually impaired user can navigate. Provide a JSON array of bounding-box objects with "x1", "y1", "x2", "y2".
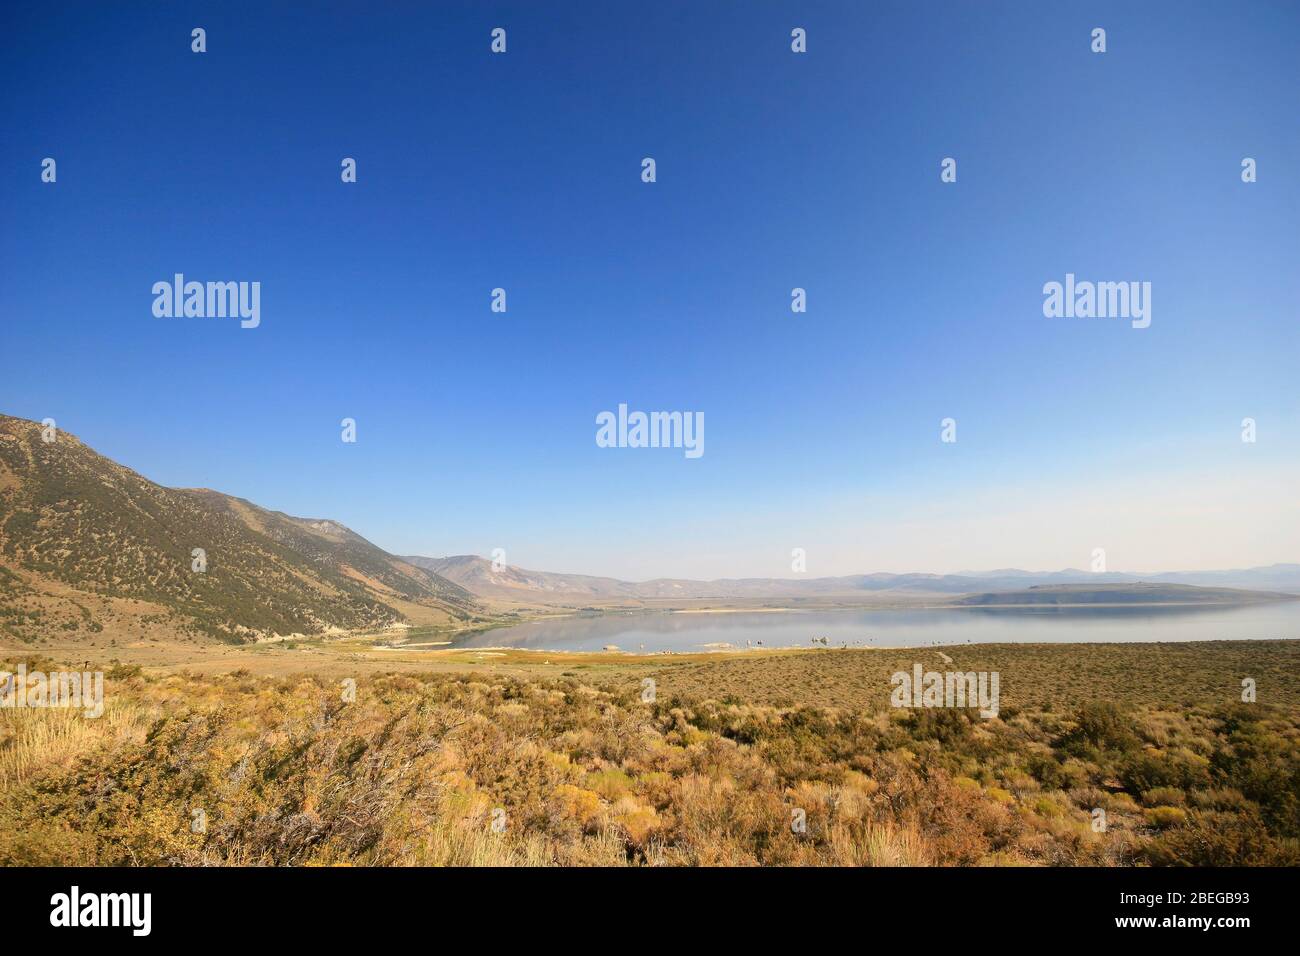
[{"x1": 448, "y1": 601, "x2": 1300, "y2": 653}]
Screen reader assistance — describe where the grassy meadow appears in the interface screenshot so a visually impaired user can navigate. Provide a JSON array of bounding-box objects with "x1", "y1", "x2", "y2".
[{"x1": 1, "y1": 641, "x2": 1297, "y2": 866}]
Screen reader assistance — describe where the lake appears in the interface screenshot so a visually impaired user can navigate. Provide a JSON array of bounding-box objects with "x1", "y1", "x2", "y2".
[{"x1": 452, "y1": 601, "x2": 1300, "y2": 653}]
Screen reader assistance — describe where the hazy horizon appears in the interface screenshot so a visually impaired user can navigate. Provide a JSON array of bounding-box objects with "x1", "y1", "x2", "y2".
[
  {"x1": 70, "y1": 411, "x2": 1300, "y2": 580},
  {"x1": 406, "y1": 551, "x2": 1300, "y2": 582}
]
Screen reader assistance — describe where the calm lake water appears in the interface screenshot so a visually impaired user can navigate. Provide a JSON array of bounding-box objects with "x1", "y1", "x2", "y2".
[{"x1": 452, "y1": 601, "x2": 1300, "y2": 653}]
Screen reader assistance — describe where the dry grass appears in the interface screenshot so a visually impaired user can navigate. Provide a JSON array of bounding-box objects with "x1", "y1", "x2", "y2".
[
  {"x1": 0, "y1": 643, "x2": 1296, "y2": 867},
  {"x1": 0, "y1": 700, "x2": 151, "y2": 790}
]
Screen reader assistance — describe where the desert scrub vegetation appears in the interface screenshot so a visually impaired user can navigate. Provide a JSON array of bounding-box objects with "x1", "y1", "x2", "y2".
[
  {"x1": 0, "y1": 658, "x2": 151, "y2": 791},
  {"x1": 0, "y1": 658, "x2": 1296, "y2": 866},
  {"x1": 647, "y1": 641, "x2": 1300, "y2": 713}
]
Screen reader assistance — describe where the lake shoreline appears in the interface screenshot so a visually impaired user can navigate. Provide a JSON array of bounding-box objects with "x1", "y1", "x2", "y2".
[{"x1": 444, "y1": 601, "x2": 1300, "y2": 655}]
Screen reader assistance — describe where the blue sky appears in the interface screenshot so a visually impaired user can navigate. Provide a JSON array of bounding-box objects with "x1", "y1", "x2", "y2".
[{"x1": 2, "y1": 1, "x2": 1297, "y2": 578}]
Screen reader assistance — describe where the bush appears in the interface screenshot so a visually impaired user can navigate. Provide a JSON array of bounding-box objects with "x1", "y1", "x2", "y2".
[
  {"x1": 1144, "y1": 806, "x2": 1188, "y2": 829},
  {"x1": 1119, "y1": 752, "x2": 1182, "y2": 794},
  {"x1": 1062, "y1": 702, "x2": 1141, "y2": 754},
  {"x1": 1141, "y1": 786, "x2": 1186, "y2": 808},
  {"x1": 1144, "y1": 810, "x2": 1300, "y2": 866}
]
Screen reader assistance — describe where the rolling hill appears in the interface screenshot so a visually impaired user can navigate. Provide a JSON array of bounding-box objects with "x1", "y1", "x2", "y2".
[
  {"x1": 0, "y1": 415, "x2": 477, "y2": 643},
  {"x1": 951, "y1": 583, "x2": 1300, "y2": 606},
  {"x1": 405, "y1": 555, "x2": 651, "y2": 601}
]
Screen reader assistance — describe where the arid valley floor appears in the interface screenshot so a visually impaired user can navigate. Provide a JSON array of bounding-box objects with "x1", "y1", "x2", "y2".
[{"x1": 3, "y1": 633, "x2": 1297, "y2": 866}]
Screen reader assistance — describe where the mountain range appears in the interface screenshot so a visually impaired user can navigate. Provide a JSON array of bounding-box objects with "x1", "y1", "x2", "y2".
[
  {"x1": 1, "y1": 412, "x2": 1295, "y2": 646},
  {"x1": 0, "y1": 415, "x2": 476, "y2": 644},
  {"x1": 405, "y1": 554, "x2": 1300, "y2": 604}
]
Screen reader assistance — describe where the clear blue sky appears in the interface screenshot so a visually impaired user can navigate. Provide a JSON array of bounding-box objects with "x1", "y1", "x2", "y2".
[{"x1": 2, "y1": 1, "x2": 1297, "y2": 578}]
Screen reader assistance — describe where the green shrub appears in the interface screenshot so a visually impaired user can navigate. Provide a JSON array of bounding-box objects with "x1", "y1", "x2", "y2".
[
  {"x1": 1141, "y1": 786, "x2": 1186, "y2": 808},
  {"x1": 1144, "y1": 806, "x2": 1188, "y2": 828}
]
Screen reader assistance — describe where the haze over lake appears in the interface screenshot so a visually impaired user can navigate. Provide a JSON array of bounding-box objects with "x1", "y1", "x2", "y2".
[{"x1": 453, "y1": 602, "x2": 1300, "y2": 654}]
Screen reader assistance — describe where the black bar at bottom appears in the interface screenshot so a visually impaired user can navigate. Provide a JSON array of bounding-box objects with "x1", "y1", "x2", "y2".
[{"x1": 2, "y1": 865, "x2": 1281, "y2": 941}]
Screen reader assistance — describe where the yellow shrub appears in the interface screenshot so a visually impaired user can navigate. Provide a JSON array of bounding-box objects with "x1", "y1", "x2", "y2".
[
  {"x1": 551, "y1": 784, "x2": 602, "y2": 828},
  {"x1": 1145, "y1": 806, "x2": 1188, "y2": 829},
  {"x1": 586, "y1": 768, "x2": 633, "y2": 801},
  {"x1": 613, "y1": 797, "x2": 660, "y2": 846}
]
